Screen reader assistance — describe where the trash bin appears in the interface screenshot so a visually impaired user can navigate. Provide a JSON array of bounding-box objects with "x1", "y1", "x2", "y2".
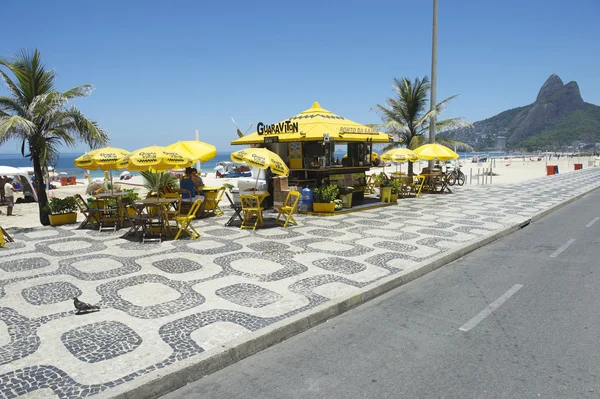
[
  {"x1": 546, "y1": 165, "x2": 555, "y2": 175},
  {"x1": 554, "y1": 165, "x2": 559, "y2": 174},
  {"x1": 340, "y1": 193, "x2": 352, "y2": 208},
  {"x1": 574, "y1": 163, "x2": 583, "y2": 170}
]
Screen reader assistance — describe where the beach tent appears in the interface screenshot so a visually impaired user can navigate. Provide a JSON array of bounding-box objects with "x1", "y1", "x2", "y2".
[{"x1": 0, "y1": 166, "x2": 38, "y2": 202}]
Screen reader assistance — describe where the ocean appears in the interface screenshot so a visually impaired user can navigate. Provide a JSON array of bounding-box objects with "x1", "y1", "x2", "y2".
[{"x1": 0, "y1": 152, "x2": 236, "y2": 179}]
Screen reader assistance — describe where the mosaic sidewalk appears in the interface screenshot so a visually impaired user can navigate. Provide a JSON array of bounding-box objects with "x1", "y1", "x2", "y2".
[{"x1": 1, "y1": 169, "x2": 599, "y2": 399}]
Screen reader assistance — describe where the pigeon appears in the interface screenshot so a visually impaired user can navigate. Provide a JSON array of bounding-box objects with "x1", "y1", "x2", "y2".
[{"x1": 73, "y1": 297, "x2": 100, "y2": 314}]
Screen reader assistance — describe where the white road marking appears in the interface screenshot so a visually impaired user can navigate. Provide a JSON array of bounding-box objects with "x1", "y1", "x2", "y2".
[
  {"x1": 585, "y1": 217, "x2": 599, "y2": 228},
  {"x1": 549, "y1": 238, "x2": 576, "y2": 258},
  {"x1": 459, "y1": 284, "x2": 524, "y2": 332}
]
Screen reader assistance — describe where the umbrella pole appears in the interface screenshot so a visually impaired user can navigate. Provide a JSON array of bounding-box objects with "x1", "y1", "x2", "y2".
[{"x1": 110, "y1": 170, "x2": 114, "y2": 195}]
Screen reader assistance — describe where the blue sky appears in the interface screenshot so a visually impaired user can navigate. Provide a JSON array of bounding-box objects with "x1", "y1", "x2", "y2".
[{"x1": 1, "y1": 0, "x2": 598, "y2": 155}]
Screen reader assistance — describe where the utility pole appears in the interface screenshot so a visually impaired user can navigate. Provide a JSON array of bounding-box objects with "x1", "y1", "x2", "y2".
[
  {"x1": 194, "y1": 129, "x2": 201, "y2": 172},
  {"x1": 428, "y1": 0, "x2": 438, "y2": 169}
]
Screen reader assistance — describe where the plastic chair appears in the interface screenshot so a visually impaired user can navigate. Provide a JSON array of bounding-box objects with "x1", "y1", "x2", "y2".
[
  {"x1": 174, "y1": 199, "x2": 203, "y2": 240},
  {"x1": 240, "y1": 194, "x2": 264, "y2": 230},
  {"x1": 275, "y1": 190, "x2": 300, "y2": 228},
  {"x1": 73, "y1": 194, "x2": 101, "y2": 230}
]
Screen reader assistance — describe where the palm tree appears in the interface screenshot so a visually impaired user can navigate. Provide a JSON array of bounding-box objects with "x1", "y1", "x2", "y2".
[
  {"x1": 0, "y1": 49, "x2": 108, "y2": 225},
  {"x1": 375, "y1": 76, "x2": 472, "y2": 175}
]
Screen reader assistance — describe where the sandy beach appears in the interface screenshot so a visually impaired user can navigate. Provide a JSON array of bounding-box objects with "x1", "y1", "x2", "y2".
[{"x1": 1, "y1": 155, "x2": 596, "y2": 230}]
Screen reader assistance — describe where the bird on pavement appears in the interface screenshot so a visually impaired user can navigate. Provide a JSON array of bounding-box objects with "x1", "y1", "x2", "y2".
[{"x1": 73, "y1": 297, "x2": 100, "y2": 314}]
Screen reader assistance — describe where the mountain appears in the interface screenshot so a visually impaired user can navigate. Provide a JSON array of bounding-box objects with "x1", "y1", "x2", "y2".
[{"x1": 441, "y1": 75, "x2": 600, "y2": 151}]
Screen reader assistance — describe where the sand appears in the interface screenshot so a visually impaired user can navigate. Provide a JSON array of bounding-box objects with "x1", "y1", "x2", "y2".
[{"x1": 1, "y1": 156, "x2": 597, "y2": 230}]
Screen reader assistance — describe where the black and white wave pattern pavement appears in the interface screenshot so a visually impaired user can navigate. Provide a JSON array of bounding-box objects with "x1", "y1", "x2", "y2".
[{"x1": 1, "y1": 169, "x2": 599, "y2": 398}]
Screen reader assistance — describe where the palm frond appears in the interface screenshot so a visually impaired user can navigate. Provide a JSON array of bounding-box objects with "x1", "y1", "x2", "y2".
[
  {"x1": 62, "y1": 85, "x2": 94, "y2": 99},
  {"x1": 65, "y1": 106, "x2": 110, "y2": 148}
]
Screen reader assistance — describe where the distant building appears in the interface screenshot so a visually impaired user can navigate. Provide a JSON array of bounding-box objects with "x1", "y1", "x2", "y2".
[
  {"x1": 496, "y1": 136, "x2": 506, "y2": 149},
  {"x1": 572, "y1": 140, "x2": 581, "y2": 149}
]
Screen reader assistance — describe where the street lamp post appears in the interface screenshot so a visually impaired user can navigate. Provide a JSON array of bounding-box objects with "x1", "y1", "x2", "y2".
[{"x1": 428, "y1": 0, "x2": 438, "y2": 169}]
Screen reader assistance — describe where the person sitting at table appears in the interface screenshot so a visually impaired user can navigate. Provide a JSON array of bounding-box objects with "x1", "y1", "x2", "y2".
[
  {"x1": 191, "y1": 168, "x2": 205, "y2": 197},
  {"x1": 178, "y1": 168, "x2": 204, "y2": 201}
]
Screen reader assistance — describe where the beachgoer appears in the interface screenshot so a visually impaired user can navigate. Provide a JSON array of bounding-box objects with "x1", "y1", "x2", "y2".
[
  {"x1": 191, "y1": 168, "x2": 205, "y2": 197},
  {"x1": 4, "y1": 177, "x2": 21, "y2": 216},
  {"x1": 0, "y1": 175, "x2": 6, "y2": 201},
  {"x1": 179, "y1": 167, "x2": 204, "y2": 201}
]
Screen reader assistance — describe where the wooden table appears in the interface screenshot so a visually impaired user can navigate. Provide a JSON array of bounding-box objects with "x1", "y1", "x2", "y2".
[
  {"x1": 240, "y1": 191, "x2": 270, "y2": 229},
  {"x1": 135, "y1": 197, "x2": 180, "y2": 240},
  {"x1": 420, "y1": 173, "x2": 452, "y2": 194}
]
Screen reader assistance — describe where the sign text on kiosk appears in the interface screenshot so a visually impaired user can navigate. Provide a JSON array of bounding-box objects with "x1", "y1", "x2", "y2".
[{"x1": 257, "y1": 121, "x2": 299, "y2": 135}]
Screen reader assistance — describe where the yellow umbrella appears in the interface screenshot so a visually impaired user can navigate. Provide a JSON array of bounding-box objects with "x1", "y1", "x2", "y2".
[
  {"x1": 381, "y1": 148, "x2": 420, "y2": 163},
  {"x1": 231, "y1": 102, "x2": 395, "y2": 145},
  {"x1": 74, "y1": 147, "x2": 131, "y2": 170},
  {"x1": 74, "y1": 147, "x2": 131, "y2": 194},
  {"x1": 126, "y1": 145, "x2": 193, "y2": 172},
  {"x1": 231, "y1": 148, "x2": 289, "y2": 176},
  {"x1": 166, "y1": 141, "x2": 217, "y2": 163},
  {"x1": 413, "y1": 143, "x2": 459, "y2": 161},
  {"x1": 231, "y1": 148, "x2": 289, "y2": 191}
]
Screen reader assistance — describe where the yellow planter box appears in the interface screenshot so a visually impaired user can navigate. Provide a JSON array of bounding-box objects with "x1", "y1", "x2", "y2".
[
  {"x1": 390, "y1": 193, "x2": 398, "y2": 202},
  {"x1": 380, "y1": 187, "x2": 392, "y2": 202},
  {"x1": 49, "y1": 212, "x2": 78, "y2": 226},
  {"x1": 313, "y1": 202, "x2": 335, "y2": 213}
]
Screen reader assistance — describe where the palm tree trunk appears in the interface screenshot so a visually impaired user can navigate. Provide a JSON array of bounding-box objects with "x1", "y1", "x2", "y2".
[
  {"x1": 408, "y1": 161, "x2": 414, "y2": 176},
  {"x1": 32, "y1": 152, "x2": 50, "y2": 226}
]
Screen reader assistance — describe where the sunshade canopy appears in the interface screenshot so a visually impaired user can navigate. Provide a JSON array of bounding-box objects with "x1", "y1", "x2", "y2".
[
  {"x1": 231, "y1": 102, "x2": 394, "y2": 145},
  {"x1": 74, "y1": 147, "x2": 131, "y2": 170},
  {"x1": 381, "y1": 148, "x2": 420, "y2": 163},
  {"x1": 230, "y1": 148, "x2": 289, "y2": 176},
  {"x1": 413, "y1": 143, "x2": 459, "y2": 161},
  {"x1": 126, "y1": 145, "x2": 193, "y2": 172},
  {"x1": 166, "y1": 141, "x2": 217, "y2": 163}
]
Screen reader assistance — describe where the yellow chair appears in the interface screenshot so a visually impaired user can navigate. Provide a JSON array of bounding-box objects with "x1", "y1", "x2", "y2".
[
  {"x1": 1, "y1": 226, "x2": 13, "y2": 248},
  {"x1": 174, "y1": 199, "x2": 203, "y2": 240},
  {"x1": 163, "y1": 193, "x2": 182, "y2": 230},
  {"x1": 240, "y1": 194, "x2": 264, "y2": 230},
  {"x1": 275, "y1": 190, "x2": 300, "y2": 228},
  {"x1": 365, "y1": 174, "x2": 376, "y2": 194},
  {"x1": 204, "y1": 186, "x2": 226, "y2": 217},
  {"x1": 412, "y1": 175, "x2": 426, "y2": 197}
]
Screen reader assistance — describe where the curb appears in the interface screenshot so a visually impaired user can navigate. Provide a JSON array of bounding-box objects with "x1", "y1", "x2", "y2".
[{"x1": 103, "y1": 184, "x2": 600, "y2": 399}]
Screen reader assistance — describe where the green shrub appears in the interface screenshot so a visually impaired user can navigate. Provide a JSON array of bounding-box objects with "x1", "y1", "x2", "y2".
[
  {"x1": 44, "y1": 197, "x2": 77, "y2": 215},
  {"x1": 313, "y1": 184, "x2": 339, "y2": 203}
]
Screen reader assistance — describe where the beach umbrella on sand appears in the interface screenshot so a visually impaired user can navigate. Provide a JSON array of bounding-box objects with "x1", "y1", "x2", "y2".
[
  {"x1": 413, "y1": 143, "x2": 459, "y2": 161},
  {"x1": 74, "y1": 147, "x2": 131, "y2": 194},
  {"x1": 230, "y1": 147, "x2": 289, "y2": 190},
  {"x1": 166, "y1": 141, "x2": 217, "y2": 164}
]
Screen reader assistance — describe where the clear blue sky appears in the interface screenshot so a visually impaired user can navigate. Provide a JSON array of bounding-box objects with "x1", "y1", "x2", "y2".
[{"x1": 1, "y1": 0, "x2": 598, "y2": 155}]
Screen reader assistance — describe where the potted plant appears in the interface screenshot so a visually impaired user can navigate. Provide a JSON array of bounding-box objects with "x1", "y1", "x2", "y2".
[
  {"x1": 339, "y1": 186, "x2": 354, "y2": 208},
  {"x1": 121, "y1": 189, "x2": 140, "y2": 216},
  {"x1": 312, "y1": 184, "x2": 339, "y2": 213},
  {"x1": 389, "y1": 180, "x2": 402, "y2": 202},
  {"x1": 378, "y1": 174, "x2": 392, "y2": 202},
  {"x1": 44, "y1": 197, "x2": 78, "y2": 226}
]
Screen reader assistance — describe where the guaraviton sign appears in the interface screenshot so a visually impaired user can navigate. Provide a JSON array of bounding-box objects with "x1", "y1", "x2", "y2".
[{"x1": 257, "y1": 121, "x2": 299, "y2": 135}]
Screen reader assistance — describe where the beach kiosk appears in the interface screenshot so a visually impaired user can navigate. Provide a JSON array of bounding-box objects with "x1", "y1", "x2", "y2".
[{"x1": 231, "y1": 102, "x2": 394, "y2": 202}]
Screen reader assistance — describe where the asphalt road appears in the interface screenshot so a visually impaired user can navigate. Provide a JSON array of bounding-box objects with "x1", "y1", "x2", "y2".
[{"x1": 164, "y1": 189, "x2": 600, "y2": 399}]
